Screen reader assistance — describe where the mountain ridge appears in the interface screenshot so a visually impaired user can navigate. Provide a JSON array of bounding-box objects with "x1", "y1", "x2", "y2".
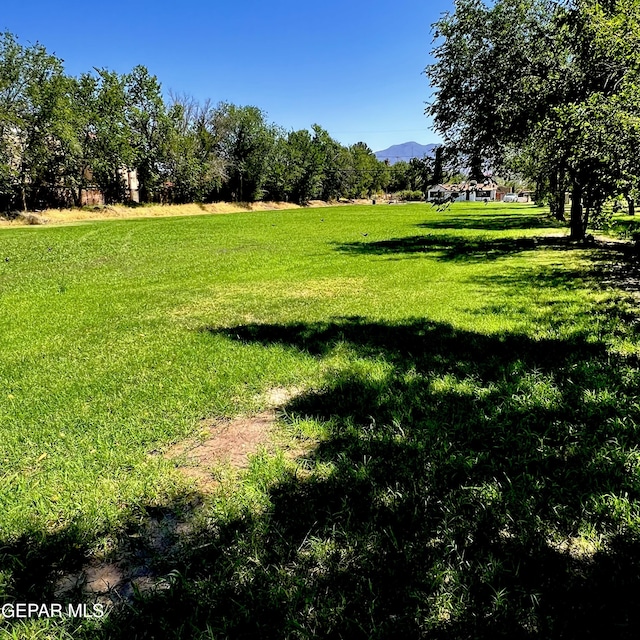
[{"x1": 374, "y1": 141, "x2": 439, "y2": 165}]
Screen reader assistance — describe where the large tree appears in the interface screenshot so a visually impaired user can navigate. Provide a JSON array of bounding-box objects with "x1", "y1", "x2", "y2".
[
  {"x1": 85, "y1": 69, "x2": 135, "y2": 204},
  {"x1": 344, "y1": 142, "x2": 384, "y2": 198},
  {"x1": 164, "y1": 96, "x2": 225, "y2": 203},
  {"x1": 212, "y1": 103, "x2": 277, "y2": 202},
  {"x1": 0, "y1": 32, "x2": 69, "y2": 210},
  {"x1": 125, "y1": 66, "x2": 173, "y2": 202},
  {"x1": 282, "y1": 128, "x2": 324, "y2": 204},
  {"x1": 427, "y1": 0, "x2": 640, "y2": 239},
  {"x1": 310, "y1": 125, "x2": 349, "y2": 202}
]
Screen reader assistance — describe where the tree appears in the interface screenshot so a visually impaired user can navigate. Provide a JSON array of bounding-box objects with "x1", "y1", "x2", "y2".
[
  {"x1": 408, "y1": 157, "x2": 433, "y2": 195},
  {"x1": 283, "y1": 128, "x2": 324, "y2": 204},
  {"x1": 164, "y1": 95, "x2": 225, "y2": 203},
  {"x1": 62, "y1": 73, "x2": 99, "y2": 206},
  {"x1": 85, "y1": 69, "x2": 135, "y2": 204},
  {"x1": 310, "y1": 125, "x2": 349, "y2": 202},
  {"x1": 427, "y1": 0, "x2": 640, "y2": 239},
  {"x1": 387, "y1": 161, "x2": 412, "y2": 193},
  {"x1": 212, "y1": 103, "x2": 277, "y2": 202},
  {"x1": 125, "y1": 66, "x2": 172, "y2": 202},
  {"x1": 344, "y1": 142, "x2": 383, "y2": 198},
  {"x1": 0, "y1": 32, "x2": 70, "y2": 210},
  {"x1": 431, "y1": 145, "x2": 446, "y2": 186}
]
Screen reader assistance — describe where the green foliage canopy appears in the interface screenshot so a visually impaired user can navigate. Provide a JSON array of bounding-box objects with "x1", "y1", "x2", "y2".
[
  {"x1": 0, "y1": 30, "x2": 412, "y2": 210},
  {"x1": 427, "y1": 0, "x2": 640, "y2": 238}
]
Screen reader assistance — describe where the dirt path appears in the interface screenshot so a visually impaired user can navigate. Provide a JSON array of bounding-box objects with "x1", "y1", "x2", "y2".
[{"x1": 55, "y1": 387, "x2": 304, "y2": 605}]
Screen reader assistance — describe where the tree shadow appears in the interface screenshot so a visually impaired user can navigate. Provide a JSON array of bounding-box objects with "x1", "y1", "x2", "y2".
[
  {"x1": 418, "y1": 210, "x2": 566, "y2": 232},
  {"x1": 335, "y1": 234, "x2": 576, "y2": 263},
  {"x1": 0, "y1": 493, "x2": 209, "y2": 635},
  {"x1": 334, "y1": 231, "x2": 637, "y2": 269},
  {"x1": 71, "y1": 315, "x2": 640, "y2": 639}
]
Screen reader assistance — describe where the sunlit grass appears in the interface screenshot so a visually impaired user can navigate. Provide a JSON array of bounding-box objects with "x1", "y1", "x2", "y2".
[{"x1": 2, "y1": 201, "x2": 640, "y2": 637}]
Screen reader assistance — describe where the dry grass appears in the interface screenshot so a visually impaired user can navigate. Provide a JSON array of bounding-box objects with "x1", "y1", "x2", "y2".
[
  {"x1": 0, "y1": 201, "x2": 303, "y2": 226},
  {"x1": 0, "y1": 198, "x2": 382, "y2": 227}
]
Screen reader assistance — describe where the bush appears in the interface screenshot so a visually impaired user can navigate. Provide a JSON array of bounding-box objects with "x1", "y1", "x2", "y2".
[
  {"x1": 397, "y1": 190, "x2": 423, "y2": 202},
  {"x1": 588, "y1": 199, "x2": 618, "y2": 231}
]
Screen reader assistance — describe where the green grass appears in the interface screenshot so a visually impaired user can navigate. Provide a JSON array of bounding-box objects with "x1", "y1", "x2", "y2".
[{"x1": 2, "y1": 202, "x2": 640, "y2": 638}]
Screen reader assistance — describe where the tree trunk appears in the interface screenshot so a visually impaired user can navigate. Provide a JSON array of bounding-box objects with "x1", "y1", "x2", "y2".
[
  {"x1": 583, "y1": 203, "x2": 590, "y2": 237},
  {"x1": 549, "y1": 170, "x2": 566, "y2": 221},
  {"x1": 556, "y1": 190, "x2": 566, "y2": 221},
  {"x1": 534, "y1": 173, "x2": 545, "y2": 203},
  {"x1": 570, "y1": 181, "x2": 585, "y2": 240},
  {"x1": 552, "y1": 189, "x2": 566, "y2": 221},
  {"x1": 627, "y1": 196, "x2": 635, "y2": 216},
  {"x1": 550, "y1": 171, "x2": 558, "y2": 218}
]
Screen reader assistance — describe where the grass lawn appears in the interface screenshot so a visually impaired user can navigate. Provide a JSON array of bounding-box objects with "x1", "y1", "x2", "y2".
[{"x1": 2, "y1": 202, "x2": 640, "y2": 638}]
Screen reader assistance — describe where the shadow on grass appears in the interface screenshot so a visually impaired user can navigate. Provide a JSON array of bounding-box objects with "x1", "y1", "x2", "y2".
[
  {"x1": 335, "y1": 219, "x2": 640, "y2": 310},
  {"x1": 334, "y1": 234, "x2": 586, "y2": 263},
  {"x1": 419, "y1": 209, "x2": 566, "y2": 232},
  {"x1": 334, "y1": 230, "x2": 640, "y2": 269},
  {"x1": 0, "y1": 498, "x2": 200, "y2": 602},
  {"x1": 48, "y1": 313, "x2": 640, "y2": 639}
]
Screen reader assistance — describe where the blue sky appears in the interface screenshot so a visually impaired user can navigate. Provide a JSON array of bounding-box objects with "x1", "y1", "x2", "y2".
[{"x1": 2, "y1": 0, "x2": 452, "y2": 152}]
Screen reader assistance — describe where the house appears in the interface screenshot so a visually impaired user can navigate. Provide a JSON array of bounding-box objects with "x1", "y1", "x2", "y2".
[
  {"x1": 427, "y1": 179, "x2": 507, "y2": 203},
  {"x1": 80, "y1": 167, "x2": 139, "y2": 206},
  {"x1": 426, "y1": 184, "x2": 454, "y2": 202}
]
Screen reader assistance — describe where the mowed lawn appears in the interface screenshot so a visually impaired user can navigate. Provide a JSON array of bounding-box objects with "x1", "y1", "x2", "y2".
[{"x1": 2, "y1": 202, "x2": 640, "y2": 638}]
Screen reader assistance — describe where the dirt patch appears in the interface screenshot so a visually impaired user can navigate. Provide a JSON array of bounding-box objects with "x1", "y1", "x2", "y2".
[
  {"x1": 166, "y1": 386, "x2": 302, "y2": 491},
  {"x1": 54, "y1": 510, "x2": 184, "y2": 605},
  {"x1": 167, "y1": 412, "x2": 276, "y2": 488},
  {"x1": 54, "y1": 387, "x2": 306, "y2": 606}
]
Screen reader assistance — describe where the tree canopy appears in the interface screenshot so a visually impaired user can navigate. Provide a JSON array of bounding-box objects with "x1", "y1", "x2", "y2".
[
  {"x1": 0, "y1": 31, "x2": 410, "y2": 211},
  {"x1": 427, "y1": 0, "x2": 640, "y2": 239}
]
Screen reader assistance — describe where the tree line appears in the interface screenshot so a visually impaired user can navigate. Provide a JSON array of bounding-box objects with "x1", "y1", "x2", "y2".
[
  {"x1": 0, "y1": 32, "x2": 444, "y2": 212},
  {"x1": 427, "y1": 0, "x2": 640, "y2": 240}
]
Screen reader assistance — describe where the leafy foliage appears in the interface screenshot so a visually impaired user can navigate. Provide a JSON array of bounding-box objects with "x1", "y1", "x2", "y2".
[
  {"x1": 0, "y1": 32, "x2": 404, "y2": 210},
  {"x1": 427, "y1": 0, "x2": 640, "y2": 238}
]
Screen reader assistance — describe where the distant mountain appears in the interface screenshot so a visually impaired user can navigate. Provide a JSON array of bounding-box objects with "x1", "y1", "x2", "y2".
[{"x1": 374, "y1": 142, "x2": 440, "y2": 165}]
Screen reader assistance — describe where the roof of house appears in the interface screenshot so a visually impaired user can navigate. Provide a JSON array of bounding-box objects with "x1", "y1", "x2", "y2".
[{"x1": 428, "y1": 179, "x2": 508, "y2": 194}]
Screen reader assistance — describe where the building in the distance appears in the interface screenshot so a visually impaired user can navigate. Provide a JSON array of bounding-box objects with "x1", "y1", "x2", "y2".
[{"x1": 427, "y1": 179, "x2": 510, "y2": 203}]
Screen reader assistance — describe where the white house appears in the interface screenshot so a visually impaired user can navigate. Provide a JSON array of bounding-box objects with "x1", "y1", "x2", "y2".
[{"x1": 427, "y1": 179, "x2": 507, "y2": 203}]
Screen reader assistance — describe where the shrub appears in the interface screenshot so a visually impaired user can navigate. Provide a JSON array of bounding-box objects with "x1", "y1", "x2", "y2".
[{"x1": 397, "y1": 190, "x2": 423, "y2": 202}]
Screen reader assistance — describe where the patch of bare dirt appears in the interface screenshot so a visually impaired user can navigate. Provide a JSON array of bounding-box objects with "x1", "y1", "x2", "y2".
[
  {"x1": 55, "y1": 387, "x2": 306, "y2": 607},
  {"x1": 165, "y1": 386, "x2": 303, "y2": 491},
  {"x1": 167, "y1": 412, "x2": 275, "y2": 486}
]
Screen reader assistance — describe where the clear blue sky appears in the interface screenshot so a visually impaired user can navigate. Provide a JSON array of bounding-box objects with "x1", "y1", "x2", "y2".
[{"x1": 2, "y1": 0, "x2": 452, "y2": 152}]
